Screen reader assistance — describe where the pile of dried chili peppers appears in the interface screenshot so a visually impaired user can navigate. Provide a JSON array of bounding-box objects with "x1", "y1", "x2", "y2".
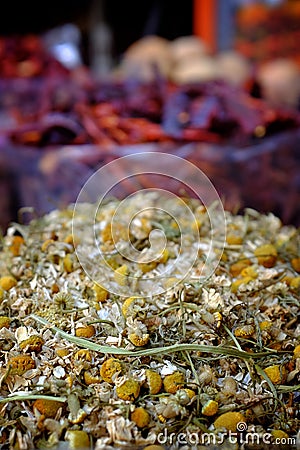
[{"x1": 0, "y1": 35, "x2": 299, "y2": 231}]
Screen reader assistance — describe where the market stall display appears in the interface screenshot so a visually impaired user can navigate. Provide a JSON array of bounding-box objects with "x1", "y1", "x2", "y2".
[
  {"x1": 0, "y1": 10, "x2": 299, "y2": 450},
  {"x1": 0, "y1": 34, "x2": 299, "y2": 232}
]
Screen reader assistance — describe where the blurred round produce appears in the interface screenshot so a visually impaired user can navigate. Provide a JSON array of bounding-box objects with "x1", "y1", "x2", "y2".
[
  {"x1": 257, "y1": 58, "x2": 300, "y2": 109},
  {"x1": 216, "y1": 50, "x2": 252, "y2": 87},
  {"x1": 120, "y1": 35, "x2": 172, "y2": 81},
  {"x1": 169, "y1": 35, "x2": 209, "y2": 66},
  {"x1": 170, "y1": 55, "x2": 218, "y2": 84}
]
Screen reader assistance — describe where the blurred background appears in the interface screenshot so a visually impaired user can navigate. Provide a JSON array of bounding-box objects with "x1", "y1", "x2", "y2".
[{"x1": 0, "y1": 0, "x2": 300, "y2": 232}]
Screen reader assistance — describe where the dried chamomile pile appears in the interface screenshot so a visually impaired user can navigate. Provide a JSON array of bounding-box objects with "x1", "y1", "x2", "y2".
[{"x1": 0, "y1": 193, "x2": 299, "y2": 450}]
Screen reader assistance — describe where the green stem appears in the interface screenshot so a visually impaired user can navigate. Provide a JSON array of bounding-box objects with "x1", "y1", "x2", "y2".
[
  {"x1": 224, "y1": 324, "x2": 253, "y2": 377},
  {"x1": 30, "y1": 314, "x2": 275, "y2": 360},
  {"x1": 0, "y1": 394, "x2": 66, "y2": 404}
]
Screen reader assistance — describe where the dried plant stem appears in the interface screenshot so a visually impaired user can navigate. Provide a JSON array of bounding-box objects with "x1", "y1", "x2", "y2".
[
  {"x1": 224, "y1": 324, "x2": 253, "y2": 377},
  {"x1": 0, "y1": 394, "x2": 66, "y2": 404},
  {"x1": 30, "y1": 314, "x2": 275, "y2": 360}
]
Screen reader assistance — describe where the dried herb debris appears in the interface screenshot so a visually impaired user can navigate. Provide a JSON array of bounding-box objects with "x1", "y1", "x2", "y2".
[{"x1": 0, "y1": 194, "x2": 299, "y2": 449}]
